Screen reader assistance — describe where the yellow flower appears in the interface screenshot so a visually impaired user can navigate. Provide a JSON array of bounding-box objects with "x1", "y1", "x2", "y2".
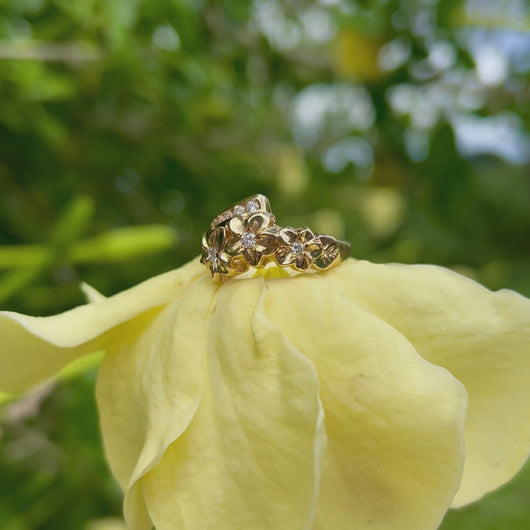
[{"x1": 1, "y1": 258, "x2": 530, "y2": 530}]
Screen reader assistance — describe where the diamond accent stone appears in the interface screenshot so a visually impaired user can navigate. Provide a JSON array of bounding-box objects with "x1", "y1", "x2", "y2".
[
  {"x1": 207, "y1": 247, "x2": 218, "y2": 263},
  {"x1": 233, "y1": 205, "x2": 245, "y2": 216},
  {"x1": 246, "y1": 200, "x2": 259, "y2": 213},
  {"x1": 291, "y1": 242, "x2": 304, "y2": 256},
  {"x1": 241, "y1": 232, "x2": 257, "y2": 249}
]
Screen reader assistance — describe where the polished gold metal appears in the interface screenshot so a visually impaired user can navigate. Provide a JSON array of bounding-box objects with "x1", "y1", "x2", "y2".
[
  {"x1": 201, "y1": 194, "x2": 350, "y2": 281},
  {"x1": 210, "y1": 194, "x2": 272, "y2": 230}
]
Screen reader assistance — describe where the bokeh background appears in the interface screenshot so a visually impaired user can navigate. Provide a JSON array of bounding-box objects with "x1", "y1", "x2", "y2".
[{"x1": 0, "y1": 0, "x2": 529, "y2": 529}]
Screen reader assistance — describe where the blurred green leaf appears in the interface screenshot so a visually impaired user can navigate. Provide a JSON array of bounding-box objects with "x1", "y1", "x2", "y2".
[{"x1": 69, "y1": 224, "x2": 178, "y2": 263}]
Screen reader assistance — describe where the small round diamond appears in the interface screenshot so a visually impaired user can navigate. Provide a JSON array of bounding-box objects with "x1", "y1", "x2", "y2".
[
  {"x1": 233, "y1": 205, "x2": 245, "y2": 216},
  {"x1": 246, "y1": 200, "x2": 259, "y2": 213},
  {"x1": 291, "y1": 242, "x2": 304, "y2": 256},
  {"x1": 241, "y1": 232, "x2": 257, "y2": 249},
  {"x1": 207, "y1": 247, "x2": 217, "y2": 262}
]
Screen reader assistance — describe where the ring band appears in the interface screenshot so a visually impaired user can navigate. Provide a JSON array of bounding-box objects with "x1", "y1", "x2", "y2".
[{"x1": 201, "y1": 194, "x2": 350, "y2": 282}]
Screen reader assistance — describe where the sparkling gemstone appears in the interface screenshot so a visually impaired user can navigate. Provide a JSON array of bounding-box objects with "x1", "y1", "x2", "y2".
[
  {"x1": 207, "y1": 247, "x2": 217, "y2": 262},
  {"x1": 241, "y1": 232, "x2": 257, "y2": 249},
  {"x1": 233, "y1": 205, "x2": 245, "y2": 216},
  {"x1": 246, "y1": 200, "x2": 259, "y2": 213},
  {"x1": 291, "y1": 242, "x2": 304, "y2": 255}
]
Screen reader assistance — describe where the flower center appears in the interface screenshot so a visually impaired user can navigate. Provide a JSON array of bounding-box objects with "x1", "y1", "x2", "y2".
[
  {"x1": 241, "y1": 232, "x2": 257, "y2": 249},
  {"x1": 291, "y1": 242, "x2": 304, "y2": 256}
]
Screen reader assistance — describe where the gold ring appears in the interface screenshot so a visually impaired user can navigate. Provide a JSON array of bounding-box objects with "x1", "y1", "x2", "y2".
[{"x1": 201, "y1": 194, "x2": 350, "y2": 282}]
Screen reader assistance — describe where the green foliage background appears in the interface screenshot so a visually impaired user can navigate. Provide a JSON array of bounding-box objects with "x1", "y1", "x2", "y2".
[{"x1": 0, "y1": 0, "x2": 529, "y2": 528}]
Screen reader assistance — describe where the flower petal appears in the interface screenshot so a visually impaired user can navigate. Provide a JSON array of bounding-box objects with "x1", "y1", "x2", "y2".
[
  {"x1": 265, "y1": 274, "x2": 467, "y2": 530},
  {"x1": 243, "y1": 248, "x2": 261, "y2": 267},
  {"x1": 201, "y1": 232, "x2": 209, "y2": 251},
  {"x1": 0, "y1": 259, "x2": 204, "y2": 393},
  {"x1": 255, "y1": 233, "x2": 277, "y2": 255},
  {"x1": 208, "y1": 227, "x2": 225, "y2": 248},
  {"x1": 80, "y1": 282, "x2": 107, "y2": 303},
  {"x1": 247, "y1": 212, "x2": 270, "y2": 233},
  {"x1": 298, "y1": 228, "x2": 315, "y2": 244},
  {"x1": 123, "y1": 482, "x2": 152, "y2": 530},
  {"x1": 315, "y1": 236, "x2": 339, "y2": 269},
  {"x1": 96, "y1": 276, "x2": 215, "y2": 494},
  {"x1": 142, "y1": 278, "x2": 325, "y2": 530},
  {"x1": 276, "y1": 246, "x2": 295, "y2": 266},
  {"x1": 305, "y1": 241, "x2": 323, "y2": 260},
  {"x1": 280, "y1": 227, "x2": 298, "y2": 245},
  {"x1": 295, "y1": 253, "x2": 312, "y2": 271},
  {"x1": 326, "y1": 259, "x2": 530, "y2": 507},
  {"x1": 228, "y1": 216, "x2": 246, "y2": 235},
  {"x1": 225, "y1": 235, "x2": 242, "y2": 256}
]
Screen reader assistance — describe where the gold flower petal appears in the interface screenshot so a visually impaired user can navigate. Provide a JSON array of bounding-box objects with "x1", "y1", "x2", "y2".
[
  {"x1": 228, "y1": 216, "x2": 246, "y2": 235},
  {"x1": 315, "y1": 236, "x2": 340, "y2": 269},
  {"x1": 279, "y1": 227, "x2": 297, "y2": 245},
  {"x1": 247, "y1": 212, "x2": 270, "y2": 233},
  {"x1": 294, "y1": 253, "x2": 312, "y2": 271},
  {"x1": 208, "y1": 226, "x2": 227, "y2": 248},
  {"x1": 243, "y1": 248, "x2": 261, "y2": 267},
  {"x1": 275, "y1": 247, "x2": 293, "y2": 266},
  {"x1": 255, "y1": 233, "x2": 277, "y2": 255},
  {"x1": 225, "y1": 235, "x2": 243, "y2": 257},
  {"x1": 298, "y1": 228, "x2": 316, "y2": 244},
  {"x1": 305, "y1": 241, "x2": 323, "y2": 260}
]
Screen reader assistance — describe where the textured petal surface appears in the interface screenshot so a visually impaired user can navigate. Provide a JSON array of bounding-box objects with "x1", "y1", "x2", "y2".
[
  {"x1": 265, "y1": 274, "x2": 467, "y2": 530},
  {"x1": 327, "y1": 260, "x2": 530, "y2": 506},
  {"x1": 142, "y1": 278, "x2": 325, "y2": 530},
  {"x1": 0, "y1": 259, "x2": 203, "y2": 393}
]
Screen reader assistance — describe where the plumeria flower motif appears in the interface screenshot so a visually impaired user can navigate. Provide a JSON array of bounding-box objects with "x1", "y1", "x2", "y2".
[
  {"x1": 276, "y1": 227, "x2": 323, "y2": 271},
  {"x1": 314, "y1": 234, "x2": 341, "y2": 270},
  {"x1": 1, "y1": 257, "x2": 530, "y2": 530},
  {"x1": 200, "y1": 226, "x2": 232, "y2": 277},
  {"x1": 226, "y1": 212, "x2": 277, "y2": 267}
]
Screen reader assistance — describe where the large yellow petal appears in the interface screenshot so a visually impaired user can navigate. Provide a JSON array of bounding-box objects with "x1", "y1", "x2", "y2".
[
  {"x1": 265, "y1": 274, "x2": 467, "y2": 530},
  {"x1": 123, "y1": 481, "x2": 152, "y2": 530},
  {"x1": 327, "y1": 260, "x2": 530, "y2": 507},
  {"x1": 142, "y1": 278, "x2": 325, "y2": 530},
  {"x1": 0, "y1": 259, "x2": 203, "y2": 393},
  {"x1": 96, "y1": 277, "x2": 214, "y2": 490}
]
